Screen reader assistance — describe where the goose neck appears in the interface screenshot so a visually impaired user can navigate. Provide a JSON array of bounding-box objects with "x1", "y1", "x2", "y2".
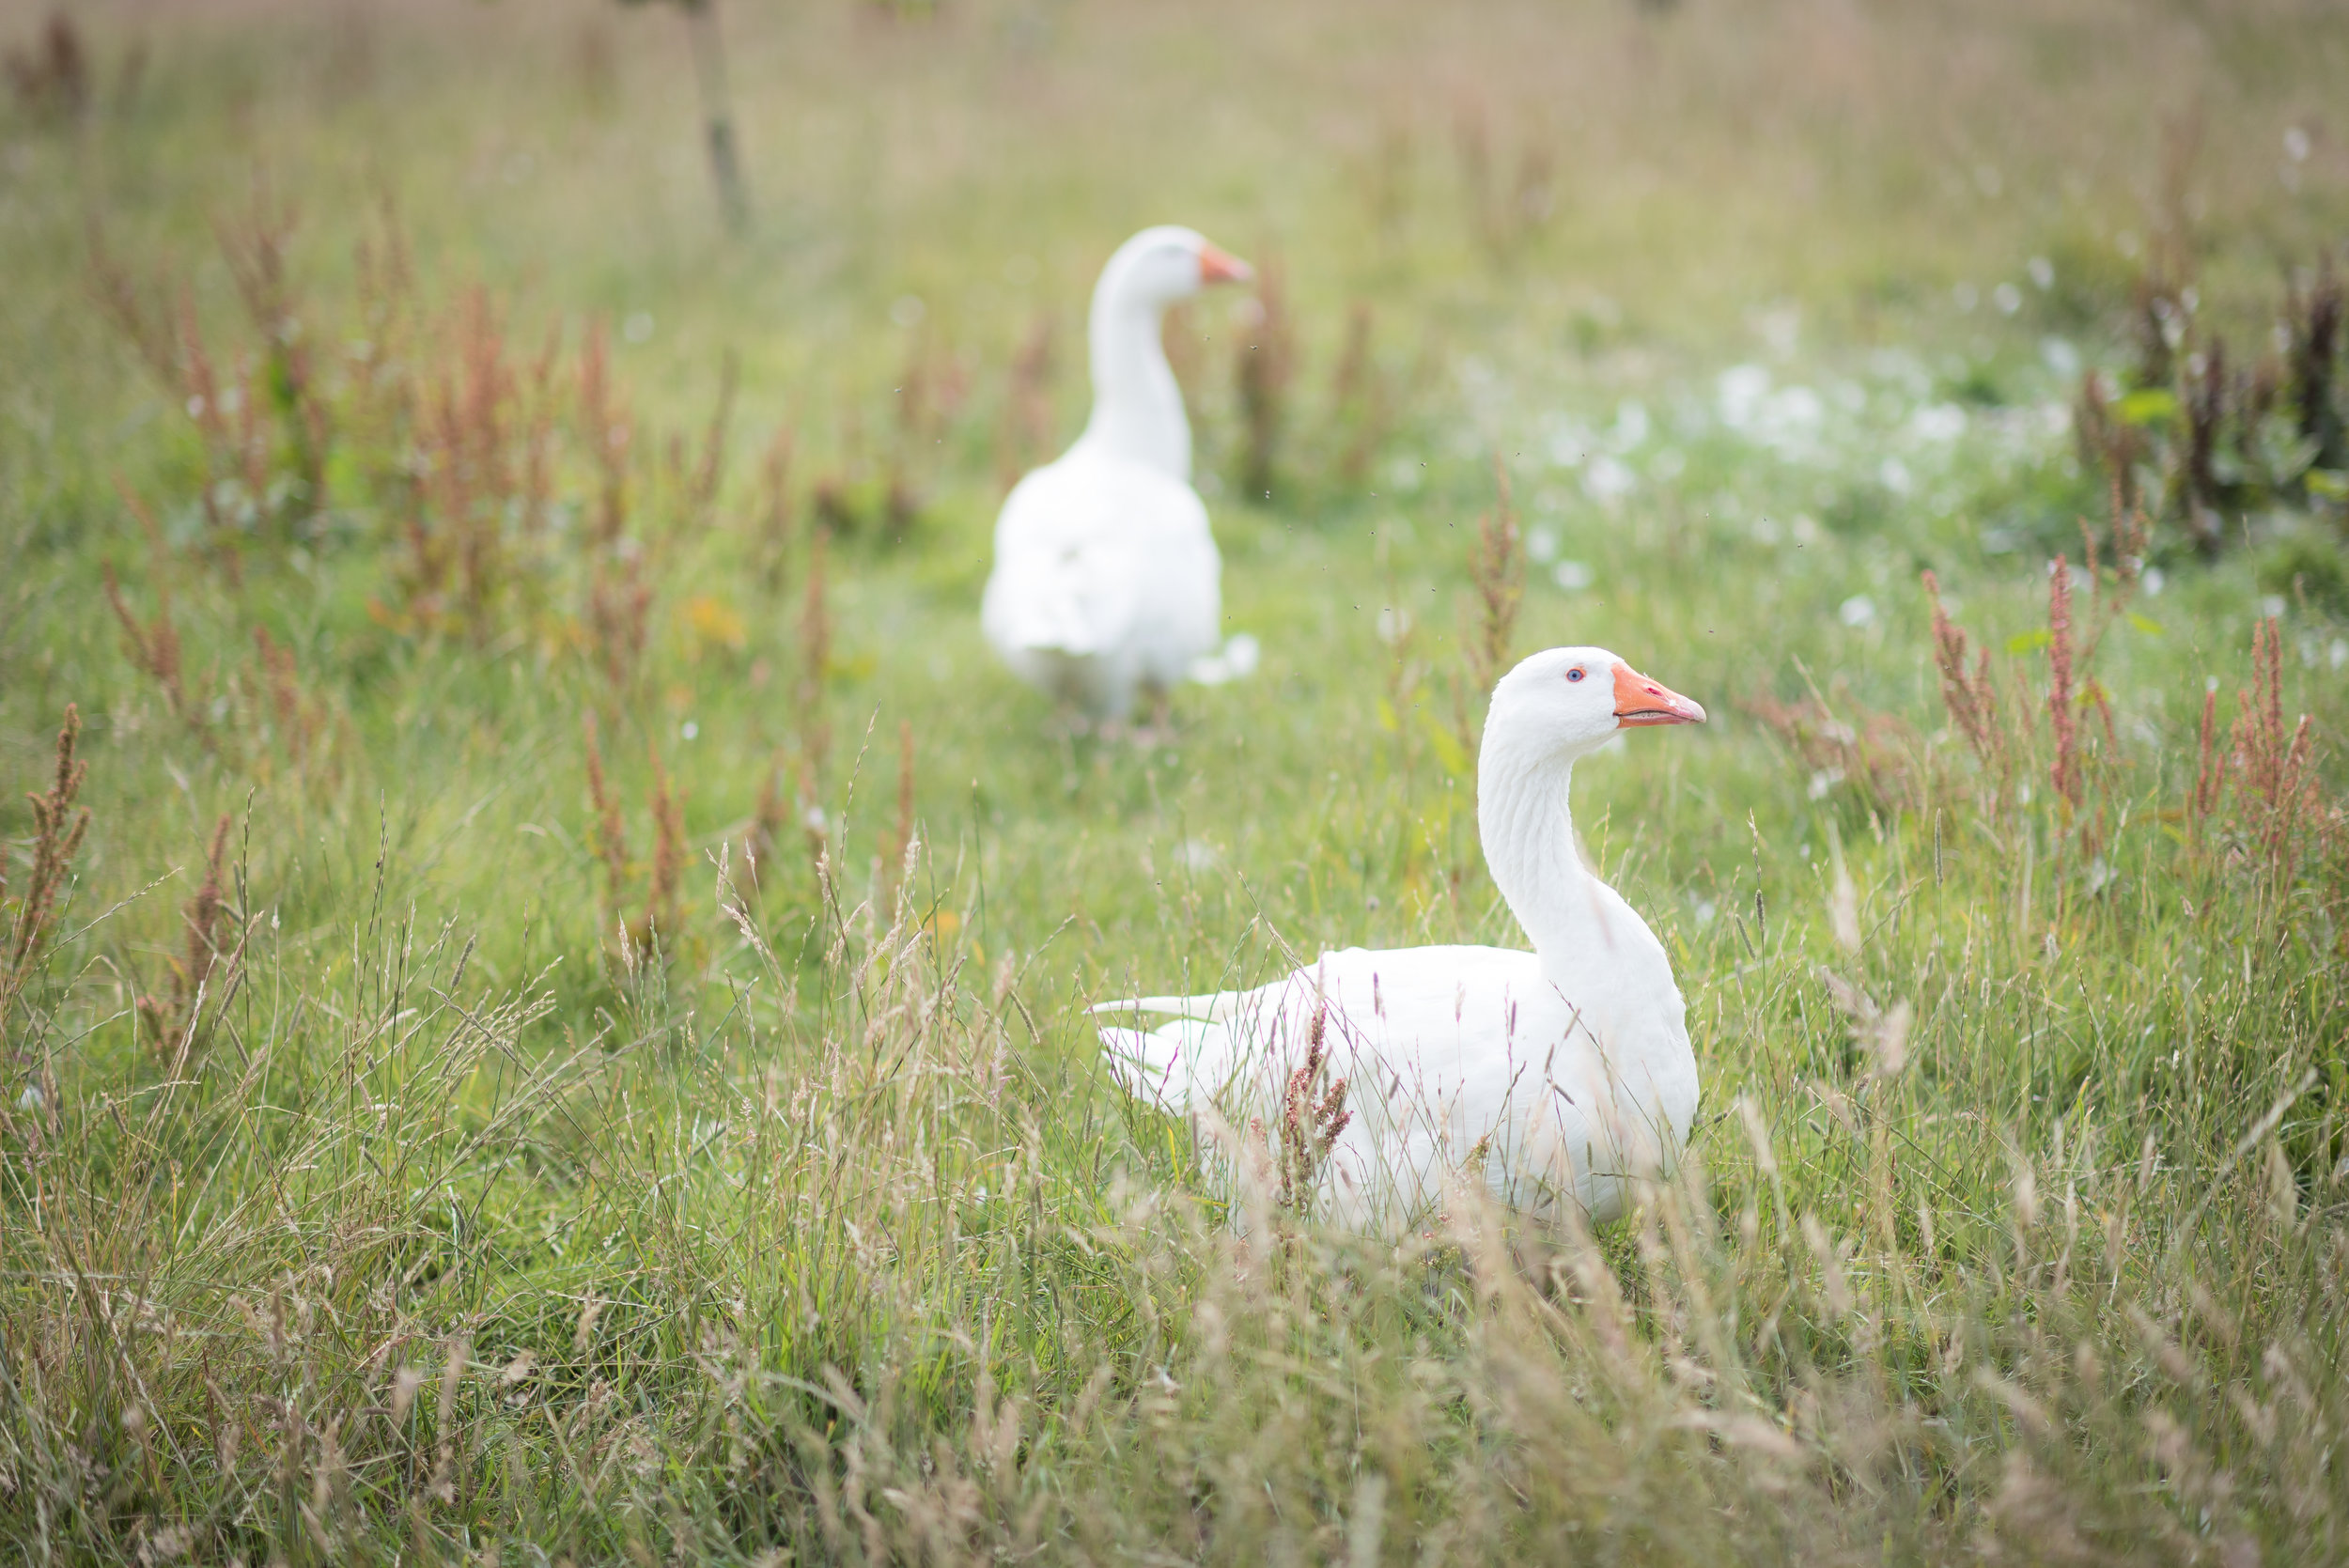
[
  {"x1": 1475, "y1": 735, "x2": 1603, "y2": 964},
  {"x1": 1081, "y1": 282, "x2": 1191, "y2": 481}
]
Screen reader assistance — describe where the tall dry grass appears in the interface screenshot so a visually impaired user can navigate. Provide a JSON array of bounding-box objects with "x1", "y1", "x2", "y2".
[{"x1": 0, "y1": 728, "x2": 2342, "y2": 1561}]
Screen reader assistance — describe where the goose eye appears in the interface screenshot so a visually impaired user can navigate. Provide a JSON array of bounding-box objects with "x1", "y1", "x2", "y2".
[{"x1": 1565, "y1": 667, "x2": 1585, "y2": 683}]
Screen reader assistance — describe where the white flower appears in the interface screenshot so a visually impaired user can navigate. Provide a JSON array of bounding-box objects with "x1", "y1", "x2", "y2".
[
  {"x1": 1908, "y1": 404, "x2": 1967, "y2": 442},
  {"x1": 1552, "y1": 560, "x2": 1595, "y2": 591},
  {"x1": 1768, "y1": 385, "x2": 1825, "y2": 430},
  {"x1": 1717, "y1": 365, "x2": 1772, "y2": 430},
  {"x1": 1839, "y1": 595, "x2": 1877, "y2": 628},
  {"x1": 1610, "y1": 400, "x2": 1651, "y2": 451},
  {"x1": 1543, "y1": 413, "x2": 1592, "y2": 469},
  {"x1": 1190, "y1": 633, "x2": 1260, "y2": 685},
  {"x1": 1525, "y1": 526, "x2": 1561, "y2": 564},
  {"x1": 1582, "y1": 455, "x2": 1636, "y2": 504},
  {"x1": 1735, "y1": 384, "x2": 1825, "y2": 462}
]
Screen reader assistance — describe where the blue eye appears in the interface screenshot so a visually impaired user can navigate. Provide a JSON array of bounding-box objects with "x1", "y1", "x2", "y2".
[{"x1": 1566, "y1": 667, "x2": 1585, "y2": 682}]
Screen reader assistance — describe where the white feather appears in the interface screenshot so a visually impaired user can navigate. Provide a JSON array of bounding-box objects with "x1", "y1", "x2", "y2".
[
  {"x1": 981, "y1": 226, "x2": 1252, "y2": 721},
  {"x1": 1096, "y1": 645, "x2": 1710, "y2": 1234},
  {"x1": 982, "y1": 448, "x2": 1221, "y2": 718}
]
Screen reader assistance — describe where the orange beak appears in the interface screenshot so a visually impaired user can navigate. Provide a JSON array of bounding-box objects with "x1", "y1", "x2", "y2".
[
  {"x1": 1613, "y1": 662, "x2": 1707, "y2": 727},
  {"x1": 1197, "y1": 242, "x2": 1255, "y2": 286}
]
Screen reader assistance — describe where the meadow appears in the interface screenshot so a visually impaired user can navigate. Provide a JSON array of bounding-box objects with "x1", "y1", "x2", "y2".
[{"x1": 2, "y1": 0, "x2": 2347, "y2": 1560}]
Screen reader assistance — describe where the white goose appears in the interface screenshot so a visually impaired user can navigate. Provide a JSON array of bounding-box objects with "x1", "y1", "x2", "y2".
[
  {"x1": 1097, "y1": 647, "x2": 1708, "y2": 1232},
  {"x1": 982, "y1": 225, "x2": 1256, "y2": 725}
]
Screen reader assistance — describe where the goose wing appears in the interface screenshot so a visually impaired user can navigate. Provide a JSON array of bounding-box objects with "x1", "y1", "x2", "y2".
[{"x1": 983, "y1": 450, "x2": 1221, "y2": 690}]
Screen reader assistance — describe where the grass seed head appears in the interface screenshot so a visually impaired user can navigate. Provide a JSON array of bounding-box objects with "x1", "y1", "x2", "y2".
[
  {"x1": 2283, "y1": 251, "x2": 2344, "y2": 469},
  {"x1": 646, "y1": 749, "x2": 686, "y2": 952},
  {"x1": 2047, "y1": 553, "x2": 2082, "y2": 809},
  {"x1": 1921, "y1": 568, "x2": 2013, "y2": 795},
  {"x1": 758, "y1": 423, "x2": 796, "y2": 593},
  {"x1": 3, "y1": 13, "x2": 88, "y2": 122},
  {"x1": 3, "y1": 705, "x2": 93, "y2": 1015},
  {"x1": 798, "y1": 520, "x2": 833, "y2": 785},
  {"x1": 1234, "y1": 251, "x2": 1296, "y2": 502}
]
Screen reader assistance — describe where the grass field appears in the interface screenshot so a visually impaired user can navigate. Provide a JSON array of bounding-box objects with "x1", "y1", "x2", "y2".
[{"x1": 4, "y1": 0, "x2": 2349, "y2": 1560}]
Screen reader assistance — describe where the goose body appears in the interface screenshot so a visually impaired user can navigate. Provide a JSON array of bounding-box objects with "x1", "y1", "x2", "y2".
[
  {"x1": 1097, "y1": 649, "x2": 1708, "y2": 1231},
  {"x1": 983, "y1": 226, "x2": 1253, "y2": 722},
  {"x1": 983, "y1": 447, "x2": 1222, "y2": 717}
]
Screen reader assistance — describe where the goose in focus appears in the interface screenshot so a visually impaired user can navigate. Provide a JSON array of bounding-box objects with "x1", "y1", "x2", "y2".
[
  {"x1": 982, "y1": 225, "x2": 1257, "y2": 727},
  {"x1": 1097, "y1": 648, "x2": 1708, "y2": 1232}
]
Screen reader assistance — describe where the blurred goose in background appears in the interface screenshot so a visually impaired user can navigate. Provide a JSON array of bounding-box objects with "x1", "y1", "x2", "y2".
[
  {"x1": 1097, "y1": 648, "x2": 1708, "y2": 1233},
  {"x1": 982, "y1": 225, "x2": 1258, "y2": 728}
]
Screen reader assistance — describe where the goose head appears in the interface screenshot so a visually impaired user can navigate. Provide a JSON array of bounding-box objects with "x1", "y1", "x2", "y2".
[
  {"x1": 1081, "y1": 227, "x2": 1253, "y2": 478},
  {"x1": 1486, "y1": 646, "x2": 1706, "y2": 764},
  {"x1": 1097, "y1": 225, "x2": 1254, "y2": 315},
  {"x1": 1478, "y1": 646, "x2": 1707, "y2": 965}
]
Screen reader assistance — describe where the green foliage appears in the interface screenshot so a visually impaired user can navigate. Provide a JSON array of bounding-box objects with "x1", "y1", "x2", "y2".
[
  {"x1": 2261, "y1": 530, "x2": 2349, "y2": 619},
  {"x1": 2076, "y1": 250, "x2": 2349, "y2": 561}
]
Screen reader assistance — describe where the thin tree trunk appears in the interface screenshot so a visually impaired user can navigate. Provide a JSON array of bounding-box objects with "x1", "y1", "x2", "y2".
[{"x1": 684, "y1": 0, "x2": 747, "y2": 232}]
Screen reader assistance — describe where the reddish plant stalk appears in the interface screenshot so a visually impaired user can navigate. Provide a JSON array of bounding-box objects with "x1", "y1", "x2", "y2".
[{"x1": 2047, "y1": 555, "x2": 2082, "y2": 809}]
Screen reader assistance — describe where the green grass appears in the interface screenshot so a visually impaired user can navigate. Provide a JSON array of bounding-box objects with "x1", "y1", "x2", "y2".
[{"x1": 3, "y1": 0, "x2": 2348, "y2": 1560}]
